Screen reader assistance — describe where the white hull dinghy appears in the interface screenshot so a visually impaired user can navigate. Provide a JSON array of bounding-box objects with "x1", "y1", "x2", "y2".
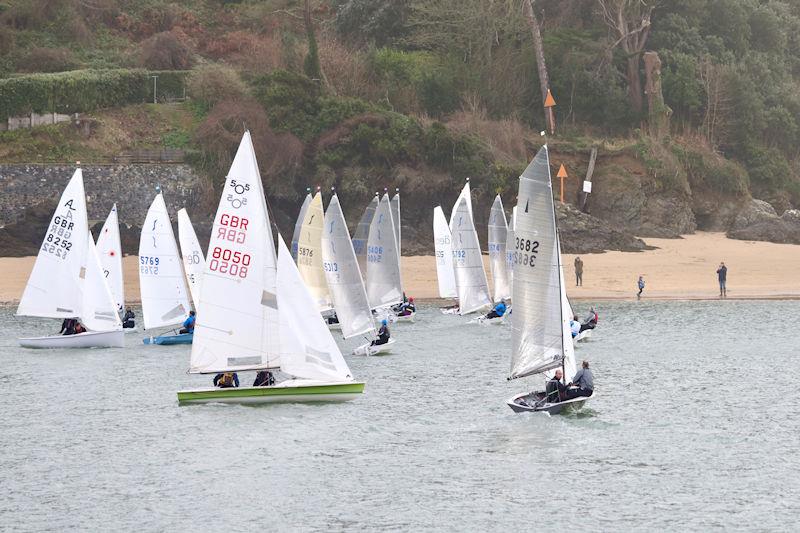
[
  {"x1": 178, "y1": 132, "x2": 364, "y2": 405},
  {"x1": 573, "y1": 329, "x2": 592, "y2": 346},
  {"x1": 353, "y1": 338, "x2": 395, "y2": 356},
  {"x1": 16, "y1": 169, "x2": 124, "y2": 348},
  {"x1": 506, "y1": 145, "x2": 592, "y2": 415},
  {"x1": 394, "y1": 311, "x2": 416, "y2": 323},
  {"x1": 19, "y1": 329, "x2": 125, "y2": 349},
  {"x1": 506, "y1": 391, "x2": 591, "y2": 415},
  {"x1": 440, "y1": 306, "x2": 460, "y2": 315},
  {"x1": 477, "y1": 315, "x2": 504, "y2": 326},
  {"x1": 178, "y1": 380, "x2": 365, "y2": 405},
  {"x1": 450, "y1": 182, "x2": 493, "y2": 316}
]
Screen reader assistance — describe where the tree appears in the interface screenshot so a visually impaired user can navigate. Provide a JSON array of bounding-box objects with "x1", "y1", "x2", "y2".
[
  {"x1": 523, "y1": 0, "x2": 553, "y2": 132},
  {"x1": 597, "y1": 0, "x2": 657, "y2": 114}
]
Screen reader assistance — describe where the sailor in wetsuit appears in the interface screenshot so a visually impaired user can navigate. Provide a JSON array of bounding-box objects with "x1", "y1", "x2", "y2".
[
  {"x1": 179, "y1": 311, "x2": 196, "y2": 334},
  {"x1": 122, "y1": 308, "x2": 136, "y2": 329},
  {"x1": 545, "y1": 369, "x2": 567, "y2": 403},
  {"x1": 371, "y1": 320, "x2": 390, "y2": 346},
  {"x1": 484, "y1": 301, "x2": 507, "y2": 320}
]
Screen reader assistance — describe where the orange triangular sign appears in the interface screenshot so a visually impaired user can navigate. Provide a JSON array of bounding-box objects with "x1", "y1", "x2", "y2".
[
  {"x1": 556, "y1": 164, "x2": 568, "y2": 178},
  {"x1": 544, "y1": 89, "x2": 556, "y2": 107}
]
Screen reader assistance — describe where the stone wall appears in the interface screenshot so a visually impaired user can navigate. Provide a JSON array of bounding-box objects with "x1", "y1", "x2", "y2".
[{"x1": 0, "y1": 164, "x2": 214, "y2": 227}]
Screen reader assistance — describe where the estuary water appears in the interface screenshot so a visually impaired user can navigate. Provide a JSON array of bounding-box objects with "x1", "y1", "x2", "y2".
[{"x1": 1, "y1": 300, "x2": 798, "y2": 531}]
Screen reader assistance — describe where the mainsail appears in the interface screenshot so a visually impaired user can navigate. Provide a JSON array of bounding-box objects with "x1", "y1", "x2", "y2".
[
  {"x1": 352, "y1": 194, "x2": 378, "y2": 277},
  {"x1": 366, "y1": 193, "x2": 403, "y2": 309},
  {"x1": 488, "y1": 195, "x2": 511, "y2": 302},
  {"x1": 190, "y1": 131, "x2": 280, "y2": 374},
  {"x1": 297, "y1": 192, "x2": 333, "y2": 312},
  {"x1": 82, "y1": 231, "x2": 123, "y2": 331},
  {"x1": 505, "y1": 206, "x2": 516, "y2": 293},
  {"x1": 291, "y1": 191, "x2": 312, "y2": 261},
  {"x1": 138, "y1": 192, "x2": 191, "y2": 330},
  {"x1": 451, "y1": 196, "x2": 492, "y2": 315},
  {"x1": 322, "y1": 194, "x2": 375, "y2": 338},
  {"x1": 277, "y1": 237, "x2": 354, "y2": 382},
  {"x1": 95, "y1": 204, "x2": 124, "y2": 313},
  {"x1": 177, "y1": 208, "x2": 206, "y2": 308},
  {"x1": 18, "y1": 169, "x2": 89, "y2": 319},
  {"x1": 433, "y1": 206, "x2": 457, "y2": 298},
  {"x1": 449, "y1": 180, "x2": 474, "y2": 232},
  {"x1": 509, "y1": 145, "x2": 574, "y2": 380}
]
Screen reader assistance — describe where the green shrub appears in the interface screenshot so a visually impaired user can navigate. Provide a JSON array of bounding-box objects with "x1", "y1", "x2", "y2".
[
  {"x1": 186, "y1": 64, "x2": 247, "y2": 111},
  {"x1": 673, "y1": 143, "x2": 749, "y2": 195}
]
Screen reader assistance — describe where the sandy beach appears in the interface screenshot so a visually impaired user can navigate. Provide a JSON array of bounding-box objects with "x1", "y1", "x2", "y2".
[{"x1": 1, "y1": 232, "x2": 799, "y2": 304}]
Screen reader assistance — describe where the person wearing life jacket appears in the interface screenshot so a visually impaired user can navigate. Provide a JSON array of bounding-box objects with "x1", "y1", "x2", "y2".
[
  {"x1": 253, "y1": 370, "x2": 275, "y2": 387},
  {"x1": 398, "y1": 297, "x2": 416, "y2": 316},
  {"x1": 179, "y1": 311, "x2": 196, "y2": 334},
  {"x1": 213, "y1": 372, "x2": 239, "y2": 388},
  {"x1": 60, "y1": 318, "x2": 78, "y2": 335},
  {"x1": 371, "y1": 320, "x2": 391, "y2": 346},
  {"x1": 485, "y1": 300, "x2": 507, "y2": 319},
  {"x1": 580, "y1": 308, "x2": 598, "y2": 332},
  {"x1": 570, "y1": 315, "x2": 581, "y2": 338},
  {"x1": 545, "y1": 368, "x2": 567, "y2": 403},
  {"x1": 122, "y1": 308, "x2": 136, "y2": 329}
]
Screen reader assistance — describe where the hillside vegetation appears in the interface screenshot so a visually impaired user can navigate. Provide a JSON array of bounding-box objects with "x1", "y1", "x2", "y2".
[{"x1": 2, "y1": 0, "x2": 800, "y2": 245}]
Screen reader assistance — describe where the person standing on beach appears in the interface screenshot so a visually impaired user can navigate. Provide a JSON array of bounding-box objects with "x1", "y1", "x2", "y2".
[
  {"x1": 716, "y1": 262, "x2": 727, "y2": 298},
  {"x1": 574, "y1": 257, "x2": 583, "y2": 286},
  {"x1": 637, "y1": 275, "x2": 645, "y2": 299}
]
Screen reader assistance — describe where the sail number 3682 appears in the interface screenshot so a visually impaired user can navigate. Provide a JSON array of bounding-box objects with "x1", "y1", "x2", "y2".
[
  {"x1": 514, "y1": 237, "x2": 539, "y2": 267},
  {"x1": 209, "y1": 246, "x2": 250, "y2": 278}
]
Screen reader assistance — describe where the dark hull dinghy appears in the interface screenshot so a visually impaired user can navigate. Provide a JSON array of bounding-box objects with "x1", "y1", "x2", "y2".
[{"x1": 507, "y1": 391, "x2": 591, "y2": 415}]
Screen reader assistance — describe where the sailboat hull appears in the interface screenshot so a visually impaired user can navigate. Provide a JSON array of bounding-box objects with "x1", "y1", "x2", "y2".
[
  {"x1": 143, "y1": 333, "x2": 193, "y2": 345},
  {"x1": 394, "y1": 311, "x2": 416, "y2": 323},
  {"x1": 177, "y1": 381, "x2": 365, "y2": 405},
  {"x1": 506, "y1": 391, "x2": 591, "y2": 415},
  {"x1": 477, "y1": 315, "x2": 505, "y2": 326},
  {"x1": 19, "y1": 330, "x2": 125, "y2": 349},
  {"x1": 573, "y1": 329, "x2": 593, "y2": 345},
  {"x1": 353, "y1": 338, "x2": 395, "y2": 356}
]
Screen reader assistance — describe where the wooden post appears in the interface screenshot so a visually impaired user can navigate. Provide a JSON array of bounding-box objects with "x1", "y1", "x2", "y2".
[
  {"x1": 556, "y1": 164, "x2": 568, "y2": 204},
  {"x1": 580, "y1": 147, "x2": 597, "y2": 212}
]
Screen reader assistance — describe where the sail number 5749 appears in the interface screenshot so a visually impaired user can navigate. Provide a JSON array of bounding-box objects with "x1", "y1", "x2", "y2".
[{"x1": 514, "y1": 237, "x2": 539, "y2": 267}]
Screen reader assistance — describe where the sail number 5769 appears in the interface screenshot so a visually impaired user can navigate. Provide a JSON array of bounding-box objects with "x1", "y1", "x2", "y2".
[{"x1": 514, "y1": 237, "x2": 539, "y2": 267}]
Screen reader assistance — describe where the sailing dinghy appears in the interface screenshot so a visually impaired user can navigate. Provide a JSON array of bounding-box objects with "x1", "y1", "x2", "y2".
[
  {"x1": 322, "y1": 193, "x2": 375, "y2": 339},
  {"x1": 488, "y1": 195, "x2": 511, "y2": 302},
  {"x1": 177, "y1": 208, "x2": 206, "y2": 308},
  {"x1": 17, "y1": 169, "x2": 124, "y2": 348},
  {"x1": 505, "y1": 145, "x2": 591, "y2": 415},
  {"x1": 451, "y1": 188, "x2": 492, "y2": 315},
  {"x1": 139, "y1": 192, "x2": 193, "y2": 345},
  {"x1": 297, "y1": 191, "x2": 334, "y2": 313},
  {"x1": 352, "y1": 194, "x2": 379, "y2": 279},
  {"x1": 95, "y1": 204, "x2": 125, "y2": 315},
  {"x1": 177, "y1": 132, "x2": 363, "y2": 404},
  {"x1": 433, "y1": 206, "x2": 459, "y2": 314}
]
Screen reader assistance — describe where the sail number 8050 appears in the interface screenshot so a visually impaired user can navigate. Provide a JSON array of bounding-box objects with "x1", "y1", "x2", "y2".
[
  {"x1": 514, "y1": 237, "x2": 539, "y2": 267},
  {"x1": 209, "y1": 246, "x2": 250, "y2": 278}
]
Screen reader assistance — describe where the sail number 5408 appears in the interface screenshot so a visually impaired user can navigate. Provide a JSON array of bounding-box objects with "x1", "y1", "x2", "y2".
[
  {"x1": 209, "y1": 247, "x2": 250, "y2": 278},
  {"x1": 514, "y1": 237, "x2": 539, "y2": 267}
]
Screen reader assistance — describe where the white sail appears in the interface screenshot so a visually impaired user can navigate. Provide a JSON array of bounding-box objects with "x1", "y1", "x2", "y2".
[
  {"x1": 557, "y1": 239, "x2": 577, "y2": 380},
  {"x1": 488, "y1": 195, "x2": 511, "y2": 302},
  {"x1": 366, "y1": 193, "x2": 403, "y2": 309},
  {"x1": 277, "y1": 237, "x2": 354, "y2": 382},
  {"x1": 95, "y1": 204, "x2": 124, "y2": 313},
  {"x1": 190, "y1": 131, "x2": 280, "y2": 374},
  {"x1": 291, "y1": 191, "x2": 312, "y2": 261},
  {"x1": 509, "y1": 145, "x2": 567, "y2": 380},
  {"x1": 449, "y1": 180, "x2": 474, "y2": 232},
  {"x1": 297, "y1": 192, "x2": 333, "y2": 312},
  {"x1": 451, "y1": 196, "x2": 492, "y2": 315},
  {"x1": 138, "y1": 192, "x2": 191, "y2": 330},
  {"x1": 352, "y1": 194, "x2": 378, "y2": 277},
  {"x1": 322, "y1": 194, "x2": 375, "y2": 338},
  {"x1": 17, "y1": 169, "x2": 88, "y2": 319},
  {"x1": 390, "y1": 191, "x2": 401, "y2": 258},
  {"x1": 81, "y1": 231, "x2": 123, "y2": 331},
  {"x1": 177, "y1": 208, "x2": 205, "y2": 308},
  {"x1": 433, "y1": 206, "x2": 457, "y2": 298},
  {"x1": 505, "y1": 207, "x2": 516, "y2": 294}
]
